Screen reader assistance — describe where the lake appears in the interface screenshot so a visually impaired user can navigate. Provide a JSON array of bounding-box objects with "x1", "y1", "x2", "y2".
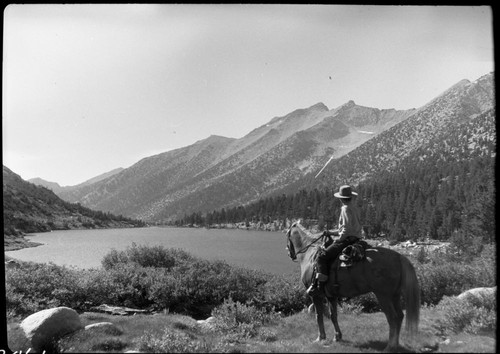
[{"x1": 5, "y1": 227, "x2": 300, "y2": 276}]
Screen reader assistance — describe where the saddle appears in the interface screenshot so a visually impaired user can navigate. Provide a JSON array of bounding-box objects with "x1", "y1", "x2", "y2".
[
  {"x1": 338, "y1": 239, "x2": 369, "y2": 267},
  {"x1": 313, "y1": 239, "x2": 370, "y2": 300}
]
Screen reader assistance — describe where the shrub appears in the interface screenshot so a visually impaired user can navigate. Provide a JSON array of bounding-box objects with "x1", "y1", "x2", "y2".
[
  {"x1": 253, "y1": 273, "x2": 309, "y2": 315},
  {"x1": 436, "y1": 293, "x2": 496, "y2": 334},
  {"x1": 343, "y1": 292, "x2": 380, "y2": 313},
  {"x1": 210, "y1": 298, "x2": 281, "y2": 337},
  {"x1": 136, "y1": 329, "x2": 208, "y2": 353},
  {"x1": 101, "y1": 243, "x2": 196, "y2": 270},
  {"x1": 416, "y1": 246, "x2": 430, "y2": 264},
  {"x1": 98, "y1": 244, "x2": 296, "y2": 317},
  {"x1": 338, "y1": 301, "x2": 364, "y2": 315},
  {"x1": 5, "y1": 262, "x2": 87, "y2": 317},
  {"x1": 448, "y1": 230, "x2": 486, "y2": 260},
  {"x1": 415, "y1": 244, "x2": 496, "y2": 306}
]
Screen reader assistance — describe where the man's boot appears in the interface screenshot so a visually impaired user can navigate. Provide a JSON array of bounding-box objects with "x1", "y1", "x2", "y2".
[
  {"x1": 306, "y1": 273, "x2": 328, "y2": 296},
  {"x1": 306, "y1": 279, "x2": 318, "y2": 296}
]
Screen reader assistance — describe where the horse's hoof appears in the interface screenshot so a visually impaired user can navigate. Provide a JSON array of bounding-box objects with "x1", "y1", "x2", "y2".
[
  {"x1": 383, "y1": 345, "x2": 398, "y2": 353},
  {"x1": 313, "y1": 336, "x2": 326, "y2": 343},
  {"x1": 334, "y1": 333, "x2": 342, "y2": 342}
]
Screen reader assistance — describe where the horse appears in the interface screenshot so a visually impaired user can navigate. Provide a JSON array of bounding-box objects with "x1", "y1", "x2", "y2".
[{"x1": 285, "y1": 222, "x2": 420, "y2": 352}]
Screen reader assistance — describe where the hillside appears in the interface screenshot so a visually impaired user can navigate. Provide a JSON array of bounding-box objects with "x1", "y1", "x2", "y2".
[
  {"x1": 174, "y1": 73, "x2": 495, "y2": 244},
  {"x1": 53, "y1": 101, "x2": 414, "y2": 222},
  {"x1": 308, "y1": 72, "x2": 495, "y2": 188},
  {"x1": 3, "y1": 166, "x2": 146, "y2": 249},
  {"x1": 34, "y1": 72, "x2": 494, "y2": 224},
  {"x1": 28, "y1": 167, "x2": 124, "y2": 194}
]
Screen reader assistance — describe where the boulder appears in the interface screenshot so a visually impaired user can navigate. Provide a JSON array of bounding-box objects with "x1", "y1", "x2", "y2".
[
  {"x1": 84, "y1": 322, "x2": 122, "y2": 334},
  {"x1": 5, "y1": 259, "x2": 21, "y2": 269},
  {"x1": 197, "y1": 316, "x2": 216, "y2": 329},
  {"x1": 91, "y1": 304, "x2": 149, "y2": 316},
  {"x1": 457, "y1": 286, "x2": 496, "y2": 301},
  {"x1": 20, "y1": 307, "x2": 83, "y2": 352}
]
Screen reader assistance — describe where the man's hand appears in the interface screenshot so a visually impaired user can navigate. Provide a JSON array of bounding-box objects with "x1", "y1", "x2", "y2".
[{"x1": 323, "y1": 229, "x2": 339, "y2": 237}]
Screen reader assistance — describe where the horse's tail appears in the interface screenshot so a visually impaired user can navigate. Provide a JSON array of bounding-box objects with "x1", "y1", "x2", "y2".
[{"x1": 400, "y1": 254, "x2": 420, "y2": 339}]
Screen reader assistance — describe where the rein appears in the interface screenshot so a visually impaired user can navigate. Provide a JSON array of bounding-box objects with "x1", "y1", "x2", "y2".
[
  {"x1": 295, "y1": 234, "x2": 324, "y2": 256},
  {"x1": 287, "y1": 225, "x2": 324, "y2": 261}
]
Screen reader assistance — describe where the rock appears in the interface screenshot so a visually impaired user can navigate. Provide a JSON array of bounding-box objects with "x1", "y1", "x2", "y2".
[
  {"x1": 197, "y1": 316, "x2": 216, "y2": 329},
  {"x1": 84, "y1": 322, "x2": 122, "y2": 334},
  {"x1": 91, "y1": 304, "x2": 149, "y2": 316},
  {"x1": 197, "y1": 316, "x2": 215, "y2": 324},
  {"x1": 457, "y1": 286, "x2": 496, "y2": 301},
  {"x1": 5, "y1": 259, "x2": 21, "y2": 269},
  {"x1": 20, "y1": 307, "x2": 83, "y2": 352}
]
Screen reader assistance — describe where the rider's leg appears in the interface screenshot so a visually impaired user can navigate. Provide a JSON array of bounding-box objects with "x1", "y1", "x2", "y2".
[{"x1": 307, "y1": 242, "x2": 346, "y2": 295}]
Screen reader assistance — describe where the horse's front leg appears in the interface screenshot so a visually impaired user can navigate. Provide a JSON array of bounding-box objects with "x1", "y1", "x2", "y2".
[
  {"x1": 312, "y1": 296, "x2": 327, "y2": 341},
  {"x1": 328, "y1": 296, "x2": 342, "y2": 341}
]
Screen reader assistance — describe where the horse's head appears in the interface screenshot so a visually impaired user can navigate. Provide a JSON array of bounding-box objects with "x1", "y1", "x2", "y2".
[{"x1": 286, "y1": 222, "x2": 325, "y2": 264}]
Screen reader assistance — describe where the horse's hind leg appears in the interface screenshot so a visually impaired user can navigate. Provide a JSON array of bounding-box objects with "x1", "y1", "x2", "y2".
[
  {"x1": 392, "y1": 293, "x2": 404, "y2": 344},
  {"x1": 375, "y1": 293, "x2": 400, "y2": 352},
  {"x1": 327, "y1": 296, "x2": 342, "y2": 341}
]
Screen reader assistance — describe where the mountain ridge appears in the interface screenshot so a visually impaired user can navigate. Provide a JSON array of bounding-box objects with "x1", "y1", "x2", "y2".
[
  {"x1": 52, "y1": 98, "x2": 414, "y2": 221},
  {"x1": 29, "y1": 72, "x2": 494, "y2": 223},
  {"x1": 301, "y1": 72, "x2": 495, "y2": 191},
  {"x1": 3, "y1": 166, "x2": 145, "y2": 241}
]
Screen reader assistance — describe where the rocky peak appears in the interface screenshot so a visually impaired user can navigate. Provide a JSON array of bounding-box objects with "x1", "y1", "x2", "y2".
[{"x1": 309, "y1": 102, "x2": 330, "y2": 111}]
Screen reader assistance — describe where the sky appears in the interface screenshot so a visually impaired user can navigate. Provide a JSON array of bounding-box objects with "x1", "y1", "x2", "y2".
[{"x1": 3, "y1": 4, "x2": 494, "y2": 186}]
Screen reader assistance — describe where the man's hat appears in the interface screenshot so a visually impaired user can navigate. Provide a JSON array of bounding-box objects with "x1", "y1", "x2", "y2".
[{"x1": 334, "y1": 185, "x2": 358, "y2": 199}]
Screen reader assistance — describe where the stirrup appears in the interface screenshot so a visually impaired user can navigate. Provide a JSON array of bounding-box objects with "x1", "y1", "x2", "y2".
[
  {"x1": 307, "y1": 282, "x2": 326, "y2": 296},
  {"x1": 306, "y1": 283, "x2": 318, "y2": 296}
]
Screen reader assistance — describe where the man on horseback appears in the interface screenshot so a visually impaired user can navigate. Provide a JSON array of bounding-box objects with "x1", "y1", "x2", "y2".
[{"x1": 306, "y1": 185, "x2": 362, "y2": 297}]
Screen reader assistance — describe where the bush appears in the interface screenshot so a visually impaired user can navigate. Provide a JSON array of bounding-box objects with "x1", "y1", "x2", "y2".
[
  {"x1": 210, "y1": 298, "x2": 281, "y2": 339},
  {"x1": 436, "y1": 293, "x2": 496, "y2": 334},
  {"x1": 5, "y1": 262, "x2": 87, "y2": 317},
  {"x1": 253, "y1": 273, "x2": 310, "y2": 315},
  {"x1": 6, "y1": 241, "x2": 496, "y2": 328},
  {"x1": 136, "y1": 329, "x2": 208, "y2": 353},
  {"x1": 6, "y1": 245, "x2": 311, "y2": 320},
  {"x1": 415, "y1": 244, "x2": 496, "y2": 305},
  {"x1": 101, "y1": 243, "x2": 196, "y2": 270},
  {"x1": 341, "y1": 293, "x2": 380, "y2": 313}
]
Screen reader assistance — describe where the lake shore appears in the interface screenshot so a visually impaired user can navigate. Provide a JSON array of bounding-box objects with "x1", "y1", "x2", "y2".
[{"x1": 4, "y1": 234, "x2": 44, "y2": 252}]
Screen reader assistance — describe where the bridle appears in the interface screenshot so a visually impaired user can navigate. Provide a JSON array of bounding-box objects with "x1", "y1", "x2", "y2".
[{"x1": 286, "y1": 226, "x2": 324, "y2": 262}]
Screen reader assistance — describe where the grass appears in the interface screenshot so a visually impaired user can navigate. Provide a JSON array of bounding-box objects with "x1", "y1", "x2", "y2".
[{"x1": 7, "y1": 306, "x2": 496, "y2": 353}]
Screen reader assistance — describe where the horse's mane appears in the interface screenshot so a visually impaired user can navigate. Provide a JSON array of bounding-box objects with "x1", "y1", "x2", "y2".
[{"x1": 292, "y1": 221, "x2": 317, "y2": 240}]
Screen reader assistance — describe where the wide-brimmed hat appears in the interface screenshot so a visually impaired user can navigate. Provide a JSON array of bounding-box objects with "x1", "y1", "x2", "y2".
[{"x1": 334, "y1": 185, "x2": 358, "y2": 198}]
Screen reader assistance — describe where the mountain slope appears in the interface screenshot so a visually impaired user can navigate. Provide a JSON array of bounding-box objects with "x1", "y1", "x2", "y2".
[
  {"x1": 3, "y1": 166, "x2": 145, "y2": 239},
  {"x1": 305, "y1": 72, "x2": 495, "y2": 190},
  {"x1": 50, "y1": 72, "x2": 493, "y2": 223},
  {"x1": 55, "y1": 100, "x2": 414, "y2": 221},
  {"x1": 29, "y1": 167, "x2": 124, "y2": 193}
]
